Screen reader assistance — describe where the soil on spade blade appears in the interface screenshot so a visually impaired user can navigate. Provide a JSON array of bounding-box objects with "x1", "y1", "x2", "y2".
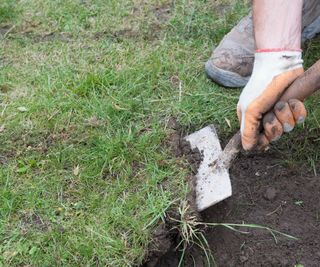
[{"x1": 157, "y1": 151, "x2": 320, "y2": 267}]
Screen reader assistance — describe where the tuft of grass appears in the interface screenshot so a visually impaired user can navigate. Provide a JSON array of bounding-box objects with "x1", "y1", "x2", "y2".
[
  {"x1": 171, "y1": 202, "x2": 298, "y2": 266},
  {"x1": 172, "y1": 201, "x2": 215, "y2": 267}
]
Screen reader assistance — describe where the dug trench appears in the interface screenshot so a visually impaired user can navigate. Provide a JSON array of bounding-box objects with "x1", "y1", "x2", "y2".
[{"x1": 143, "y1": 124, "x2": 320, "y2": 267}]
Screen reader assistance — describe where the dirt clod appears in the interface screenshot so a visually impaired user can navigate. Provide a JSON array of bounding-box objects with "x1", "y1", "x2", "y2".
[
  {"x1": 143, "y1": 223, "x2": 175, "y2": 267},
  {"x1": 263, "y1": 187, "x2": 277, "y2": 201},
  {"x1": 179, "y1": 138, "x2": 203, "y2": 174}
]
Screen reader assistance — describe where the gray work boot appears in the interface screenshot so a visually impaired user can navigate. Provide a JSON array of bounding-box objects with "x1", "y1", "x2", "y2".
[{"x1": 206, "y1": 0, "x2": 320, "y2": 88}]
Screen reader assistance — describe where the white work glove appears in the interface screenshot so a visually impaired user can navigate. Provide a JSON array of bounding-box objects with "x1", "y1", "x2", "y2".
[{"x1": 237, "y1": 51, "x2": 307, "y2": 150}]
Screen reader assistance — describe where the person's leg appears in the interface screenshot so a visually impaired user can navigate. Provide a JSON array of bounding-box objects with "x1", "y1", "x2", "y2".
[
  {"x1": 206, "y1": 0, "x2": 320, "y2": 88},
  {"x1": 238, "y1": 0, "x2": 307, "y2": 150},
  {"x1": 205, "y1": 14, "x2": 254, "y2": 87}
]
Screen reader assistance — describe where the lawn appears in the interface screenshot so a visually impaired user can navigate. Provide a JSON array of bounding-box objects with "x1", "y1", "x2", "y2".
[{"x1": 0, "y1": 0, "x2": 319, "y2": 266}]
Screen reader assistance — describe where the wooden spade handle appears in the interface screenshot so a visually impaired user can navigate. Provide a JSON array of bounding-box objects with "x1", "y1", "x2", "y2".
[
  {"x1": 280, "y1": 59, "x2": 320, "y2": 102},
  {"x1": 220, "y1": 59, "x2": 320, "y2": 169}
]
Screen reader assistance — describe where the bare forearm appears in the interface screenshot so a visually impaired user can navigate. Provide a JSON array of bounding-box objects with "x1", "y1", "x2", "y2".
[{"x1": 253, "y1": 0, "x2": 303, "y2": 50}]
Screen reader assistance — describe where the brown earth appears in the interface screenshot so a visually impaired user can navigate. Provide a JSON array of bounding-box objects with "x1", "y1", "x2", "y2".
[
  {"x1": 153, "y1": 150, "x2": 320, "y2": 266},
  {"x1": 203, "y1": 152, "x2": 320, "y2": 267},
  {"x1": 141, "y1": 118, "x2": 320, "y2": 267}
]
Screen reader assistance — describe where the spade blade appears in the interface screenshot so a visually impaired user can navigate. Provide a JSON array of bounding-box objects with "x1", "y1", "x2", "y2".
[{"x1": 184, "y1": 125, "x2": 232, "y2": 211}]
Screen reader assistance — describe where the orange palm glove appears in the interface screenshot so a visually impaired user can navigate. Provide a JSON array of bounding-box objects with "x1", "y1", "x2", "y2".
[{"x1": 237, "y1": 51, "x2": 307, "y2": 150}]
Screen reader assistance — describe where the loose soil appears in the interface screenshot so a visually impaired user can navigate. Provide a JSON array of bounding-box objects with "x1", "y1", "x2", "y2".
[
  {"x1": 203, "y1": 152, "x2": 320, "y2": 266},
  {"x1": 141, "y1": 120, "x2": 320, "y2": 266},
  {"x1": 153, "y1": 150, "x2": 320, "y2": 266}
]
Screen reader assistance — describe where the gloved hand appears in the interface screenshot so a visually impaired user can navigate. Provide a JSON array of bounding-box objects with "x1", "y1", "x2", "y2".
[{"x1": 237, "y1": 51, "x2": 307, "y2": 150}]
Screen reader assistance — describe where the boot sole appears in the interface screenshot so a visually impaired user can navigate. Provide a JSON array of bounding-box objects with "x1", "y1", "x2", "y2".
[{"x1": 205, "y1": 60, "x2": 250, "y2": 88}]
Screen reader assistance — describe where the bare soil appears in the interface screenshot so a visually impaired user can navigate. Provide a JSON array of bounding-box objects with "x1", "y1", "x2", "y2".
[
  {"x1": 141, "y1": 119, "x2": 320, "y2": 266},
  {"x1": 151, "y1": 150, "x2": 320, "y2": 266},
  {"x1": 203, "y1": 152, "x2": 320, "y2": 266}
]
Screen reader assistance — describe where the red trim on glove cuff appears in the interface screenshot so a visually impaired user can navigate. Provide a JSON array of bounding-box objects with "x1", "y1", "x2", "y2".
[{"x1": 256, "y1": 48, "x2": 302, "y2": 53}]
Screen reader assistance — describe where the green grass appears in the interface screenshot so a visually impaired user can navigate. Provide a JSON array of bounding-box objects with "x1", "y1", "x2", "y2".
[
  {"x1": 0, "y1": 0, "x2": 19, "y2": 24},
  {"x1": 0, "y1": 0, "x2": 319, "y2": 266}
]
